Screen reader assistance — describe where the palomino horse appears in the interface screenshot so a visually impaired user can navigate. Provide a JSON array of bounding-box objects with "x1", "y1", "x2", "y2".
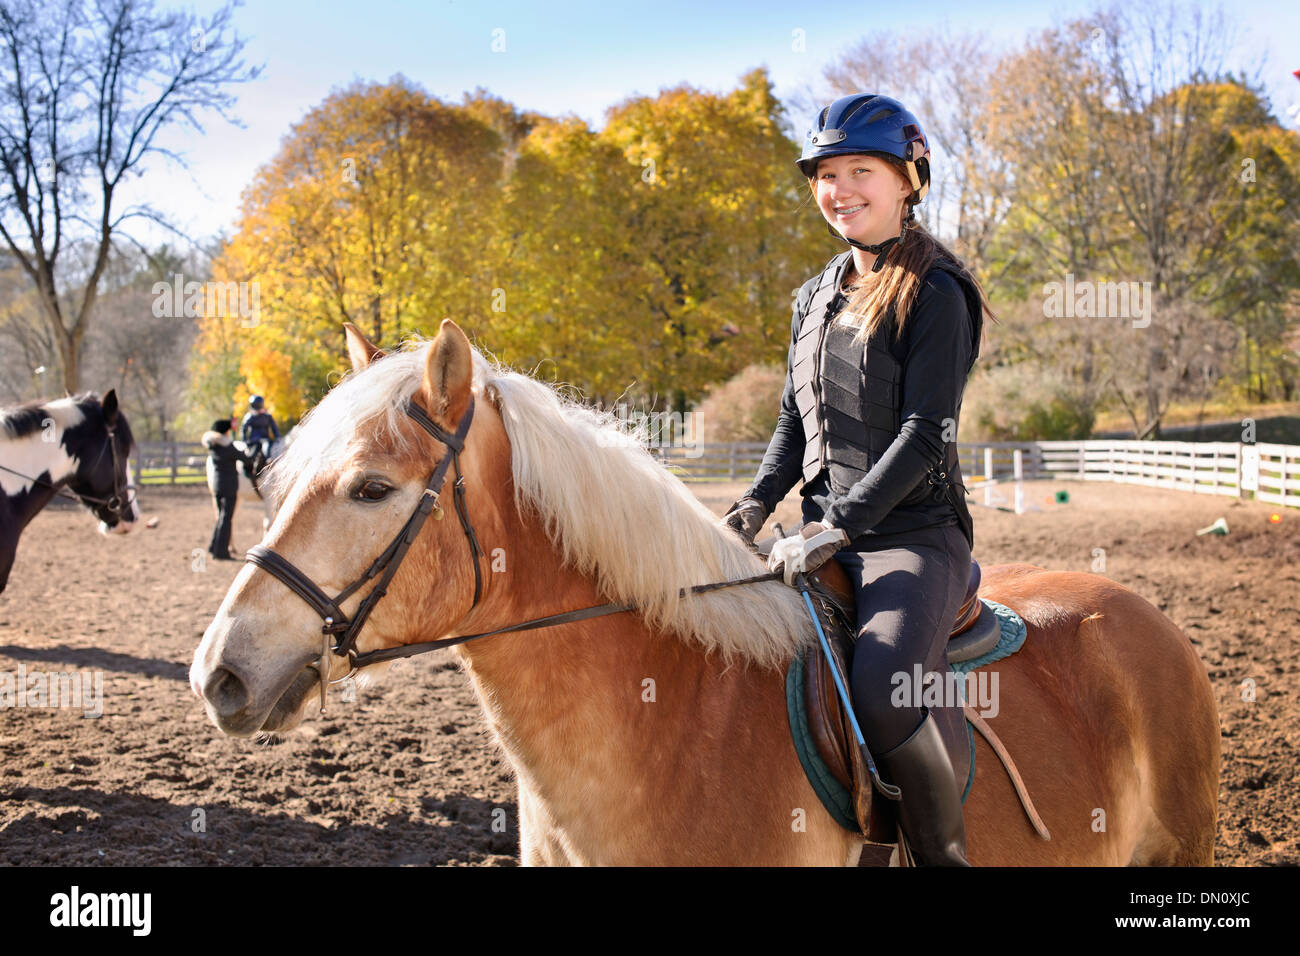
[
  {"x1": 191, "y1": 321, "x2": 1220, "y2": 865},
  {"x1": 0, "y1": 390, "x2": 139, "y2": 593}
]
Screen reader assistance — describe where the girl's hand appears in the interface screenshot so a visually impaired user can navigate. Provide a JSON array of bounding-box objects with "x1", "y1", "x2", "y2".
[
  {"x1": 767, "y1": 522, "x2": 850, "y2": 586},
  {"x1": 723, "y1": 497, "x2": 768, "y2": 545}
]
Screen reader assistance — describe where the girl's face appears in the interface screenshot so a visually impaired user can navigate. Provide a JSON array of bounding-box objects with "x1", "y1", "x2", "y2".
[{"x1": 814, "y1": 153, "x2": 911, "y2": 246}]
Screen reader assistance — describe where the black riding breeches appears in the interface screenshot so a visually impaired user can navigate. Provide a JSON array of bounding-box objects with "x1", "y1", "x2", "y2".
[
  {"x1": 832, "y1": 522, "x2": 972, "y2": 755},
  {"x1": 209, "y1": 491, "x2": 238, "y2": 558}
]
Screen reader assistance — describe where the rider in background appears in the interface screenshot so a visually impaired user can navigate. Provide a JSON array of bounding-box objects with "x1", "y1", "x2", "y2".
[{"x1": 240, "y1": 395, "x2": 280, "y2": 459}]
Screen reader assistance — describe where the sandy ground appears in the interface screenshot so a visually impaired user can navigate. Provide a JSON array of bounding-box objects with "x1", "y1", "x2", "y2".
[{"x1": 1, "y1": 478, "x2": 1296, "y2": 866}]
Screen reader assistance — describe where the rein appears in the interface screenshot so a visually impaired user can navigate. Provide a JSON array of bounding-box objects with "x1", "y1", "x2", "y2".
[{"x1": 347, "y1": 569, "x2": 784, "y2": 667}]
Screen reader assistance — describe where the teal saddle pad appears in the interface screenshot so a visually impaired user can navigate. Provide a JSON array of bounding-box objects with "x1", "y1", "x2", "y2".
[{"x1": 785, "y1": 598, "x2": 1027, "y2": 833}]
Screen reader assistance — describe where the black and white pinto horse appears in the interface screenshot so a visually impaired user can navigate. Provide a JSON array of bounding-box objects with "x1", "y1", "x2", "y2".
[{"x1": 0, "y1": 390, "x2": 139, "y2": 593}]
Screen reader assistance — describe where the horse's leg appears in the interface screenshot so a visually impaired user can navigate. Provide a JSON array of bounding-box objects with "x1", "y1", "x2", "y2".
[
  {"x1": 1095, "y1": 608, "x2": 1220, "y2": 866},
  {"x1": 463, "y1": 625, "x2": 859, "y2": 865},
  {"x1": 0, "y1": 540, "x2": 13, "y2": 593},
  {"x1": 1051, "y1": 601, "x2": 1218, "y2": 866},
  {"x1": 517, "y1": 782, "x2": 574, "y2": 866},
  {"x1": 959, "y1": 651, "x2": 1126, "y2": 866},
  {"x1": 517, "y1": 782, "x2": 542, "y2": 865}
]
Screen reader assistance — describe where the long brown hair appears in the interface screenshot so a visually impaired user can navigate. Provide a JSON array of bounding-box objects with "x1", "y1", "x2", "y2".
[{"x1": 809, "y1": 160, "x2": 996, "y2": 347}]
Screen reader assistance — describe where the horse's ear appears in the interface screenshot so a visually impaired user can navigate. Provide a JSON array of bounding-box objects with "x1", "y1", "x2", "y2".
[
  {"x1": 343, "y1": 322, "x2": 383, "y2": 371},
  {"x1": 102, "y1": 389, "x2": 119, "y2": 426},
  {"x1": 418, "y1": 319, "x2": 473, "y2": 426}
]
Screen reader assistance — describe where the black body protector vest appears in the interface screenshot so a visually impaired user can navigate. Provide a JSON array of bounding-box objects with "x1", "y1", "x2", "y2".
[{"x1": 792, "y1": 252, "x2": 984, "y2": 548}]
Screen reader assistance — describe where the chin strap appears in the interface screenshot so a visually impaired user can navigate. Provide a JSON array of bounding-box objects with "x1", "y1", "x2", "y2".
[{"x1": 827, "y1": 210, "x2": 916, "y2": 272}]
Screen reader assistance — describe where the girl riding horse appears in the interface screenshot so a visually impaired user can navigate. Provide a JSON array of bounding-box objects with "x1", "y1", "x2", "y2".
[{"x1": 725, "y1": 94, "x2": 994, "y2": 866}]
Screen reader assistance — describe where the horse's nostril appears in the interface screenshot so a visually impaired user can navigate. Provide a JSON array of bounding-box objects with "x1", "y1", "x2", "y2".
[{"x1": 203, "y1": 667, "x2": 249, "y2": 717}]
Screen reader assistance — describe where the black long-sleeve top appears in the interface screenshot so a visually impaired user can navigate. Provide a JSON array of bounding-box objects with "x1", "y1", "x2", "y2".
[
  {"x1": 203, "y1": 431, "x2": 253, "y2": 497},
  {"x1": 744, "y1": 261, "x2": 976, "y2": 543}
]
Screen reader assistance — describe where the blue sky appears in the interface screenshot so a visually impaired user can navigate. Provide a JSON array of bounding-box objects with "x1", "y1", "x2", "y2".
[{"x1": 128, "y1": 0, "x2": 1300, "y2": 247}]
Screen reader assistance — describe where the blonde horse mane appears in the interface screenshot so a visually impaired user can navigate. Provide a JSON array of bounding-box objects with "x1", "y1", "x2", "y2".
[{"x1": 268, "y1": 338, "x2": 814, "y2": 670}]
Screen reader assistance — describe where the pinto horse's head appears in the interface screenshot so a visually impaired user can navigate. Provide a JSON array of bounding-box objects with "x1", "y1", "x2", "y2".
[
  {"x1": 67, "y1": 389, "x2": 139, "y2": 534},
  {"x1": 190, "y1": 320, "x2": 513, "y2": 737}
]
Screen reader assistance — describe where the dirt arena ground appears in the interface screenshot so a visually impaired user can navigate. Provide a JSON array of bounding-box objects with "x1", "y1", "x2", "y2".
[{"x1": 1, "y1": 478, "x2": 1296, "y2": 866}]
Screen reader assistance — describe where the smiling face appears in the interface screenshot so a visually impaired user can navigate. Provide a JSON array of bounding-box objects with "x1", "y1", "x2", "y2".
[{"x1": 813, "y1": 153, "x2": 912, "y2": 248}]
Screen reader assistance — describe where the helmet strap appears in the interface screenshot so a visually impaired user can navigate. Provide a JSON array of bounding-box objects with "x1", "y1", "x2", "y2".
[
  {"x1": 905, "y1": 160, "x2": 922, "y2": 192},
  {"x1": 826, "y1": 209, "x2": 916, "y2": 272}
]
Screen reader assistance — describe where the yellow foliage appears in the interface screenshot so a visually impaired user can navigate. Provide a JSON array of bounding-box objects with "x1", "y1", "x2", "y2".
[
  {"x1": 234, "y1": 344, "x2": 304, "y2": 422},
  {"x1": 188, "y1": 69, "x2": 832, "y2": 416}
]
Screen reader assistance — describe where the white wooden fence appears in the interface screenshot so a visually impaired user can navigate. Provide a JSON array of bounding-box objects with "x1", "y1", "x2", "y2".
[{"x1": 654, "y1": 439, "x2": 1300, "y2": 510}]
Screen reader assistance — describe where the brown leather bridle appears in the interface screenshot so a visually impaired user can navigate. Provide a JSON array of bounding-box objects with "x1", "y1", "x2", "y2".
[
  {"x1": 245, "y1": 395, "x2": 484, "y2": 712},
  {"x1": 244, "y1": 390, "x2": 781, "y2": 714}
]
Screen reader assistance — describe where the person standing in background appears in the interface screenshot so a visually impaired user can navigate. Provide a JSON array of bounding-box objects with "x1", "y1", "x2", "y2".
[{"x1": 203, "y1": 418, "x2": 252, "y2": 561}]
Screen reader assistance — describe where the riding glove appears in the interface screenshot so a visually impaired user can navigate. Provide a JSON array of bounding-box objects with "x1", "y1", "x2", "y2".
[
  {"x1": 723, "y1": 496, "x2": 768, "y2": 545},
  {"x1": 768, "y1": 521, "x2": 850, "y2": 586}
]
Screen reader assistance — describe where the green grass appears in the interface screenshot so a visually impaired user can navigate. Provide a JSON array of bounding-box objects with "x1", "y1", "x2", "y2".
[{"x1": 138, "y1": 468, "x2": 207, "y2": 485}]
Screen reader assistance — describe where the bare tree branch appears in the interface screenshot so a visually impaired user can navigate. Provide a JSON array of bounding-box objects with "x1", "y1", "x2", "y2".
[{"x1": 0, "y1": 0, "x2": 261, "y2": 391}]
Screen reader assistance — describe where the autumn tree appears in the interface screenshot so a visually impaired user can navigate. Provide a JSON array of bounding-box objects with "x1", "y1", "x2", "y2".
[
  {"x1": 192, "y1": 69, "x2": 830, "y2": 418},
  {"x1": 982, "y1": 1, "x2": 1295, "y2": 437},
  {"x1": 598, "y1": 67, "x2": 828, "y2": 411},
  {"x1": 192, "y1": 77, "x2": 506, "y2": 414}
]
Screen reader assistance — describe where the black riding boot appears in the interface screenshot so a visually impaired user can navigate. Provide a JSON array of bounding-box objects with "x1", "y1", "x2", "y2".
[{"x1": 877, "y1": 709, "x2": 971, "y2": 866}]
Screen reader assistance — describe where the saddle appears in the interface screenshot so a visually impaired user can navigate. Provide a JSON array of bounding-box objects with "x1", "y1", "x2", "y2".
[{"x1": 756, "y1": 531, "x2": 1042, "y2": 857}]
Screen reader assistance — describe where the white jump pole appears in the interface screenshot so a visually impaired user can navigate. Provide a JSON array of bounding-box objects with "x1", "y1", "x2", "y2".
[
  {"x1": 1013, "y1": 449, "x2": 1025, "y2": 515},
  {"x1": 984, "y1": 448, "x2": 995, "y2": 508}
]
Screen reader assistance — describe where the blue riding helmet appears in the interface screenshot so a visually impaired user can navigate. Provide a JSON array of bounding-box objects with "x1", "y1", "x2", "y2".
[
  {"x1": 249, "y1": 395, "x2": 265, "y2": 410},
  {"x1": 796, "y1": 93, "x2": 930, "y2": 203}
]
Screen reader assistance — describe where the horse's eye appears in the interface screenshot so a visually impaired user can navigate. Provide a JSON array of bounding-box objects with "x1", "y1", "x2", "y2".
[{"x1": 355, "y1": 479, "x2": 391, "y2": 501}]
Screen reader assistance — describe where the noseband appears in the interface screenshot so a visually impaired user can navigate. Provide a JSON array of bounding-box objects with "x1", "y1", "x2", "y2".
[{"x1": 245, "y1": 394, "x2": 485, "y2": 713}]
